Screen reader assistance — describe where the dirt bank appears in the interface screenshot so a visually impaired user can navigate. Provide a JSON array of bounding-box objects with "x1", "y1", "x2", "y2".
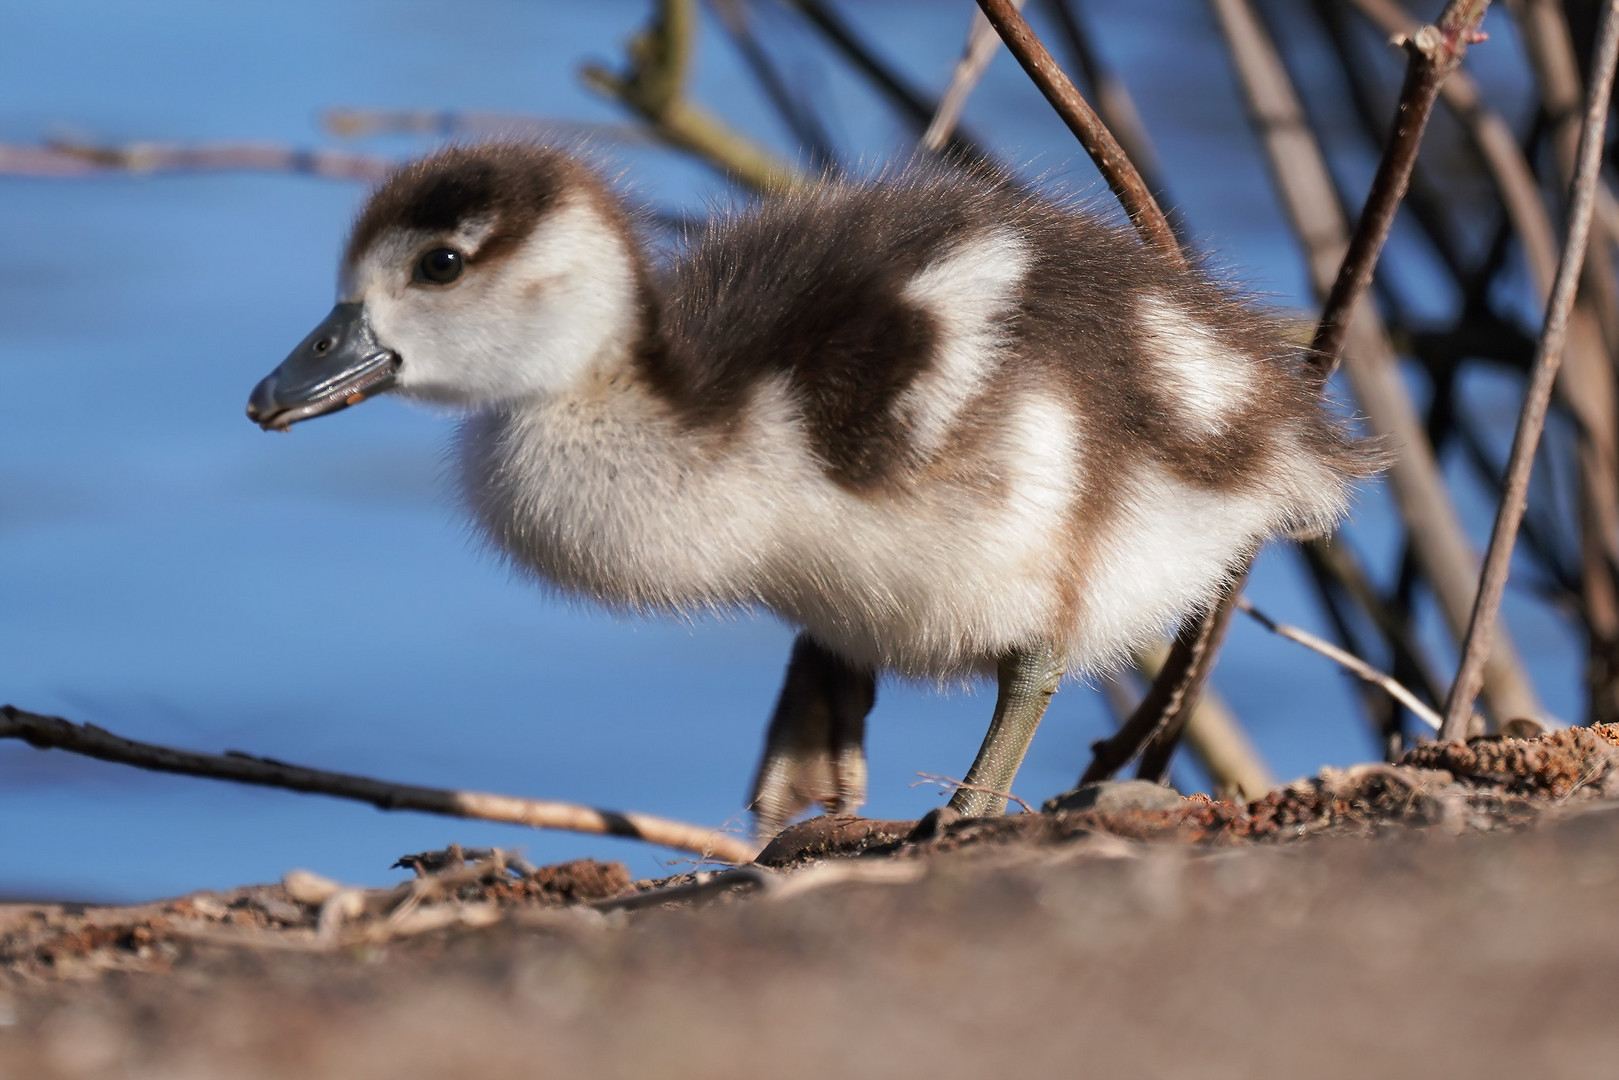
[{"x1": 6, "y1": 725, "x2": 1619, "y2": 1078}]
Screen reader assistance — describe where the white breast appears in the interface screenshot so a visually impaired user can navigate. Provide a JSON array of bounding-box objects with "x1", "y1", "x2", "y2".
[{"x1": 460, "y1": 375, "x2": 1089, "y2": 680}]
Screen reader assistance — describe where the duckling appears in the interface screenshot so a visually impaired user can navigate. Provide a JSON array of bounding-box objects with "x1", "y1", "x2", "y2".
[{"x1": 247, "y1": 142, "x2": 1375, "y2": 837}]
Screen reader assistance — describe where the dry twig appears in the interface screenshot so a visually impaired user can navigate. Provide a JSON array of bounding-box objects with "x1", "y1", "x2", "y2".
[
  {"x1": 1135, "y1": 645, "x2": 1277, "y2": 800},
  {"x1": 923, "y1": 0, "x2": 1028, "y2": 152},
  {"x1": 974, "y1": 0, "x2": 1259, "y2": 787},
  {"x1": 911, "y1": 772, "x2": 1035, "y2": 814},
  {"x1": 1213, "y1": 0, "x2": 1541, "y2": 723},
  {"x1": 1441, "y1": 0, "x2": 1619, "y2": 739},
  {"x1": 322, "y1": 108, "x2": 647, "y2": 145},
  {"x1": 581, "y1": 0, "x2": 806, "y2": 193},
  {"x1": 974, "y1": 0, "x2": 1181, "y2": 261},
  {"x1": 710, "y1": 0, "x2": 840, "y2": 172},
  {"x1": 0, "y1": 139, "x2": 388, "y2": 180},
  {"x1": 1081, "y1": 573, "x2": 1245, "y2": 786},
  {"x1": 1042, "y1": 0, "x2": 1173, "y2": 210},
  {"x1": 1309, "y1": 0, "x2": 1490, "y2": 372},
  {"x1": 0, "y1": 705, "x2": 759, "y2": 865},
  {"x1": 1502, "y1": 0, "x2": 1619, "y2": 723},
  {"x1": 1237, "y1": 598, "x2": 1444, "y2": 731},
  {"x1": 790, "y1": 0, "x2": 988, "y2": 161},
  {"x1": 1134, "y1": 580, "x2": 1247, "y2": 783}
]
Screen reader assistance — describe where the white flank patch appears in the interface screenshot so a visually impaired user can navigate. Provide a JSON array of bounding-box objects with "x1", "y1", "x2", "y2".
[
  {"x1": 1136, "y1": 291, "x2": 1254, "y2": 436},
  {"x1": 894, "y1": 228, "x2": 1030, "y2": 457},
  {"x1": 1070, "y1": 461, "x2": 1275, "y2": 670},
  {"x1": 466, "y1": 370, "x2": 1089, "y2": 679},
  {"x1": 769, "y1": 391, "x2": 1081, "y2": 678}
]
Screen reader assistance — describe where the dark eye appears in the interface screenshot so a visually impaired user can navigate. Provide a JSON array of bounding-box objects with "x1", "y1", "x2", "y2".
[{"x1": 414, "y1": 247, "x2": 464, "y2": 285}]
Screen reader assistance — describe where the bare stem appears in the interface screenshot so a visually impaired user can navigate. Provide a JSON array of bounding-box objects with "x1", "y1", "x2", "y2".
[
  {"x1": 1135, "y1": 579, "x2": 1246, "y2": 783},
  {"x1": 1440, "y1": 0, "x2": 1619, "y2": 739},
  {"x1": 1081, "y1": 571, "x2": 1245, "y2": 785},
  {"x1": 1042, "y1": 0, "x2": 1173, "y2": 211},
  {"x1": 581, "y1": 0, "x2": 807, "y2": 193},
  {"x1": 709, "y1": 0, "x2": 840, "y2": 172},
  {"x1": 1213, "y1": 0, "x2": 1542, "y2": 723},
  {"x1": 1125, "y1": 645, "x2": 1278, "y2": 801},
  {"x1": 974, "y1": 0, "x2": 1181, "y2": 262},
  {"x1": 0, "y1": 140, "x2": 389, "y2": 180},
  {"x1": 0, "y1": 705, "x2": 759, "y2": 865},
  {"x1": 976, "y1": 0, "x2": 1249, "y2": 787},
  {"x1": 1311, "y1": 0, "x2": 1491, "y2": 372},
  {"x1": 923, "y1": 0, "x2": 1027, "y2": 152},
  {"x1": 322, "y1": 109, "x2": 648, "y2": 146},
  {"x1": 1058, "y1": 0, "x2": 1478, "y2": 781},
  {"x1": 790, "y1": 0, "x2": 988, "y2": 162},
  {"x1": 911, "y1": 773, "x2": 1034, "y2": 814},
  {"x1": 1237, "y1": 598, "x2": 1444, "y2": 731}
]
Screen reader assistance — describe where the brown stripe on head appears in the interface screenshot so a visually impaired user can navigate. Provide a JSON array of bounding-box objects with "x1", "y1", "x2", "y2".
[{"x1": 345, "y1": 143, "x2": 589, "y2": 270}]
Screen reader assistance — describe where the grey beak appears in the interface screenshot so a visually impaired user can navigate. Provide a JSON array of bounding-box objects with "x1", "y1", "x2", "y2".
[{"x1": 247, "y1": 302, "x2": 400, "y2": 431}]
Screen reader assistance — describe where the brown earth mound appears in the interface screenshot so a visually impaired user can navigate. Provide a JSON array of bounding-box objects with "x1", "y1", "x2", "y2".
[{"x1": 5, "y1": 724, "x2": 1619, "y2": 1078}]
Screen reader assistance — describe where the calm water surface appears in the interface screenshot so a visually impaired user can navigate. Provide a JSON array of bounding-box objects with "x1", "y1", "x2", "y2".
[{"x1": 0, "y1": 0, "x2": 1580, "y2": 899}]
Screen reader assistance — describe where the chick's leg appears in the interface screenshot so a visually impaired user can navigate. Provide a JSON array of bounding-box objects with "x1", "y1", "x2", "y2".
[
  {"x1": 748, "y1": 634, "x2": 876, "y2": 839},
  {"x1": 948, "y1": 643, "x2": 1065, "y2": 816}
]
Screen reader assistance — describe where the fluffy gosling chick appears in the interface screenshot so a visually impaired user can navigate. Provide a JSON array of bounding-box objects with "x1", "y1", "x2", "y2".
[{"x1": 247, "y1": 143, "x2": 1375, "y2": 837}]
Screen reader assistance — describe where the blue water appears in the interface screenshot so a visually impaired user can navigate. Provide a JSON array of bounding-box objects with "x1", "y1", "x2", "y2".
[{"x1": 0, "y1": 0, "x2": 1580, "y2": 900}]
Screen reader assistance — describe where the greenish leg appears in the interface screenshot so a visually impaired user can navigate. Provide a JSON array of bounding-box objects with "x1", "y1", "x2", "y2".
[{"x1": 948, "y1": 642, "x2": 1065, "y2": 817}]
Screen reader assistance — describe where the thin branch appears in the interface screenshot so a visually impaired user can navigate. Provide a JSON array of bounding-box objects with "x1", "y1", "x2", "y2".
[
  {"x1": 1303, "y1": 534, "x2": 1448, "y2": 705},
  {"x1": 1502, "y1": 0, "x2": 1619, "y2": 723},
  {"x1": 1081, "y1": 571, "x2": 1245, "y2": 785},
  {"x1": 1134, "y1": 579, "x2": 1246, "y2": 783},
  {"x1": 1236, "y1": 598, "x2": 1444, "y2": 731},
  {"x1": 1345, "y1": 0, "x2": 1619, "y2": 680},
  {"x1": 0, "y1": 139, "x2": 389, "y2": 181},
  {"x1": 789, "y1": 0, "x2": 988, "y2": 161},
  {"x1": 0, "y1": 705, "x2": 759, "y2": 866},
  {"x1": 1298, "y1": 541, "x2": 1405, "y2": 755},
  {"x1": 922, "y1": 0, "x2": 1027, "y2": 152},
  {"x1": 1115, "y1": 645, "x2": 1278, "y2": 801},
  {"x1": 594, "y1": 866, "x2": 771, "y2": 912},
  {"x1": 1042, "y1": 0, "x2": 1174, "y2": 210},
  {"x1": 1441, "y1": 0, "x2": 1619, "y2": 738},
  {"x1": 911, "y1": 772, "x2": 1034, "y2": 814},
  {"x1": 1055, "y1": 0, "x2": 1475, "y2": 782},
  {"x1": 322, "y1": 108, "x2": 651, "y2": 145},
  {"x1": 708, "y1": 0, "x2": 841, "y2": 172},
  {"x1": 1212, "y1": 0, "x2": 1542, "y2": 723},
  {"x1": 1512, "y1": 0, "x2": 1619, "y2": 352},
  {"x1": 974, "y1": 0, "x2": 1233, "y2": 788},
  {"x1": 974, "y1": 0, "x2": 1182, "y2": 262},
  {"x1": 1344, "y1": 0, "x2": 1556, "y2": 287},
  {"x1": 581, "y1": 0, "x2": 807, "y2": 193},
  {"x1": 1310, "y1": 0, "x2": 1491, "y2": 373}
]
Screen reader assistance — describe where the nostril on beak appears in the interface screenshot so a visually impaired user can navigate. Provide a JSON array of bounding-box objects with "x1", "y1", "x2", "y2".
[{"x1": 313, "y1": 337, "x2": 334, "y2": 356}]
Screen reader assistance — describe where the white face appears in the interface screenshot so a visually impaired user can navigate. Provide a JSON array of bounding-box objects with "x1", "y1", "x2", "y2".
[{"x1": 343, "y1": 195, "x2": 640, "y2": 407}]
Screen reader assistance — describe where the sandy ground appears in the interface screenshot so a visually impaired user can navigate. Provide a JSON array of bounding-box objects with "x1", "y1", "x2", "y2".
[{"x1": 6, "y1": 727, "x2": 1619, "y2": 1079}]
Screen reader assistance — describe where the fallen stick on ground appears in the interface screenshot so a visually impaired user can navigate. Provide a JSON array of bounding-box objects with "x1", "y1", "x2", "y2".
[{"x1": 0, "y1": 705, "x2": 759, "y2": 865}]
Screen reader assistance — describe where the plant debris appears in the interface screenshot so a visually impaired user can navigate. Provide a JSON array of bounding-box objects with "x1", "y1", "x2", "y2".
[{"x1": 6, "y1": 724, "x2": 1619, "y2": 985}]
